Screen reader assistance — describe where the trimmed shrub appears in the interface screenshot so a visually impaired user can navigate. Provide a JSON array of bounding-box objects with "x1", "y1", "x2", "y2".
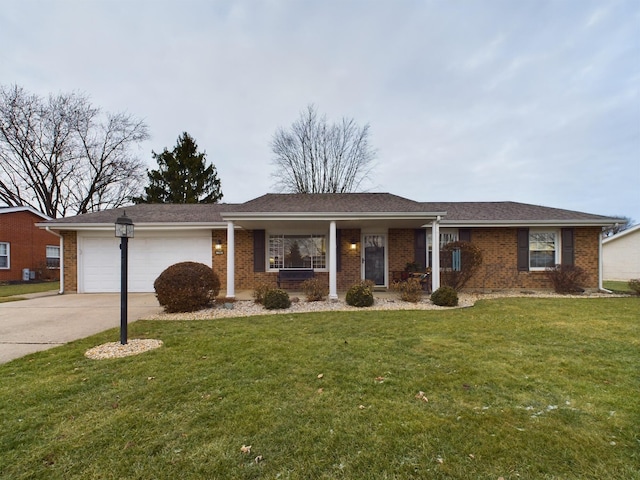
[
  {"x1": 628, "y1": 279, "x2": 640, "y2": 295},
  {"x1": 545, "y1": 264, "x2": 587, "y2": 294},
  {"x1": 154, "y1": 262, "x2": 220, "y2": 313},
  {"x1": 346, "y1": 281, "x2": 374, "y2": 307},
  {"x1": 430, "y1": 286, "x2": 458, "y2": 307},
  {"x1": 391, "y1": 278, "x2": 423, "y2": 303},
  {"x1": 440, "y1": 241, "x2": 483, "y2": 291},
  {"x1": 301, "y1": 278, "x2": 329, "y2": 302},
  {"x1": 253, "y1": 282, "x2": 273, "y2": 304},
  {"x1": 263, "y1": 288, "x2": 291, "y2": 310}
]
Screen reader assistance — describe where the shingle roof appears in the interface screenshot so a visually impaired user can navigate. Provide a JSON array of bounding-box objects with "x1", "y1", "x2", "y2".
[
  {"x1": 42, "y1": 203, "x2": 233, "y2": 224},
  {"x1": 230, "y1": 193, "x2": 433, "y2": 213},
  {"x1": 421, "y1": 201, "x2": 617, "y2": 223},
  {"x1": 40, "y1": 194, "x2": 621, "y2": 227}
]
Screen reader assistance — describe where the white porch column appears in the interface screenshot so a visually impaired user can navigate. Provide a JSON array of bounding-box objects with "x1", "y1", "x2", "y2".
[
  {"x1": 329, "y1": 220, "x2": 338, "y2": 300},
  {"x1": 431, "y1": 217, "x2": 441, "y2": 291},
  {"x1": 226, "y1": 221, "x2": 235, "y2": 298}
]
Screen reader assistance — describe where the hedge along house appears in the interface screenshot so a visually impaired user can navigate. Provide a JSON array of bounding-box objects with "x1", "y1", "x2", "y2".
[{"x1": 40, "y1": 193, "x2": 621, "y2": 297}]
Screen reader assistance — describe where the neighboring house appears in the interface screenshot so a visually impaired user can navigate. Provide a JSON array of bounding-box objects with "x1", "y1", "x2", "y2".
[
  {"x1": 39, "y1": 193, "x2": 621, "y2": 296},
  {"x1": 602, "y1": 224, "x2": 640, "y2": 281},
  {"x1": 0, "y1": 206, "x2": 61, "y2": 283}
]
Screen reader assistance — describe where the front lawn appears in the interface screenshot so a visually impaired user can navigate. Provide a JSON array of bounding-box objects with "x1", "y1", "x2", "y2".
[
  {"x1": 0, "y1": 297, "x2": 638, "y2": 479},
  {"x1": 0, "y1": 281, "x2": 59, "y2": 299}
]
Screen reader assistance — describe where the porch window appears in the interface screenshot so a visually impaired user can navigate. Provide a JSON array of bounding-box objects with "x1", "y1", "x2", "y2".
[
  {"x1": 427, "y1": 230, "x2": 458, "y2": 267},
  {"x1": 0, "y1": 242, "x2": 8, "y2": 269},
  {"x1": 268, "y1": 234, "x2": 327, "y2": 270},
  {"x1": 529, "y1": 231, "x2": 558, "y2": 269},
  {"x1": 46, "y1": 245, "x2": 60, "y2": 269}
]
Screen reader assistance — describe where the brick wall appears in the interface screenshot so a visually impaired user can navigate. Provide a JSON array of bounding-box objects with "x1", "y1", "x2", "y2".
[
  {"x1": 0, "y1": 211, "x2": 60, "y2": 282},
  {"x1": 463, "y1": 227, "x2": 601, "y2": 290},
  {"x1": 61, "y1": 231, "x2": 77, "y2": 292}
]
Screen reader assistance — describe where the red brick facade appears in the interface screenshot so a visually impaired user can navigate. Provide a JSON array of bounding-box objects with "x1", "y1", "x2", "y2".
[
  {"x1": 61, "y1": 225, "x2": 602, "y2": 293},
  {"x1": 0, "y1": 210, "x2": 60, "y2": 283}
]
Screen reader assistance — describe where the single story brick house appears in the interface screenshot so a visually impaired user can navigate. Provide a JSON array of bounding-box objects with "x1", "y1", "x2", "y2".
[
  {"x1": 1, "y1": 206, "x2": 60, "y2": 283},
  {"x1": 39, "y1": 193, "x2": 621, "y2": 297}
]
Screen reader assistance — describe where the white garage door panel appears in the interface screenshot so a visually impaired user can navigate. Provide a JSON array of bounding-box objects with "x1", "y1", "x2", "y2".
[{"x1": 79, "y1": 233, "x2": 212, "y2": 293}]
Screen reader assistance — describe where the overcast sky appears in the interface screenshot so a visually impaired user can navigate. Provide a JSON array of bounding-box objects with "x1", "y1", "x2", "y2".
[{"x1": 2, "y1": 0, "x2": 639, "y2": 223}]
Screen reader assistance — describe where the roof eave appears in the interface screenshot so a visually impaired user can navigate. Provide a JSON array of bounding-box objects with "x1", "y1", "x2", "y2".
[
  {"x1": 37, "y1": 222, "x2": 228, "y2": 231},
  {"x1": 222, "y1": 211, "x2": 448, "y2": 221},
  {"x1": 440, "y1": 219, "x2": 620, "y2": 227}
]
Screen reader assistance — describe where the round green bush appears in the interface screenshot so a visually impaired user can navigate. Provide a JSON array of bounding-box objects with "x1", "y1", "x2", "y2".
[
  {"x1": 154, "y1": 261, "x2": 220, "y2": 313},
  {"x1": 346, "y1": 282, "x2": 374, "y2": 307},
  {"x1": 430, "y1": 286, "x2": 458, "y2": 307},
  {"x1": 263, "y1": 288, "x2": 291, "y2": 310}
]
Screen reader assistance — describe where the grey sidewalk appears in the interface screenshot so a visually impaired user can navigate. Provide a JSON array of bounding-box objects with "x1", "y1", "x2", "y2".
[{"x1": 0, "y1": 293, "x2": 162, "y2": 364}]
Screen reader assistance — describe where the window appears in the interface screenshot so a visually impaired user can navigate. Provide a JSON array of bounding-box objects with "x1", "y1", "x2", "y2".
[
  {"x1": 529, "y1": 231, "x2": 558, "y2": 269},
  {"x1": 268, "y1": 234, "x2": 326, "y2": 270},
  {"x1": 0, "y1": 242, "x2": 8, "y2": 269},
  {"x1": 427, "y1": 230, "x2": 459, "y2": 267},
  {"x1": 46, "y1": 245, "x2": 60, "y2": 269}
]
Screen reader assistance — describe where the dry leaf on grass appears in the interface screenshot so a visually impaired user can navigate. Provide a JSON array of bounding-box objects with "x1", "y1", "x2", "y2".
[
  {"x1": 415, "y1": 391, "x2": 429, "y2": 402},
  {"x1": 240, "y1": 445, "x2": 251, "y2": 454}
]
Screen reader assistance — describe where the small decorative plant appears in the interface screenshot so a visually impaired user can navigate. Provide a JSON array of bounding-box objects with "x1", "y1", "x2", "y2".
[
  {"x1": 404, "y1": 261, "x2": 421, "y2": 273},
  {"x1": 430, "y1": 286, "x2": 458, "y2": 307},
  {"x1": 263, "y1": 288, "x2": 291, "y2": 310},
  {"x1": 391, "y1": 278, "x2": 423, "y2": 303},
  {"x1": 300, "y1": 278, "x2": 329, "y2": 302},
  {"x1": 545, "y1": 265, "x2": 588, "y2": 294},
  {"x1": 253, "y1": 282, "x2": 273, "y2": 304},
  {"x1": 346, "y1": 281, "x2": 374, "y2": 307}
]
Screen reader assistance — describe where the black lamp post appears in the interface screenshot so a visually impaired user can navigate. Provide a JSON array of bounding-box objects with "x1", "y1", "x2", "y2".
[{"x1": 115, "y1": 212, "x2": 134, "y2": 345}]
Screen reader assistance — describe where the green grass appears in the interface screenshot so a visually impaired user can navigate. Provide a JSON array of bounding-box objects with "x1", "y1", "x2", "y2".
[
  {"x1": 1, "y1": 298, "x2": 638, "y2": 479},
  {"x1": 0, "y1": 281, "x2": 59, "y2": 298},
  {"x1": 603, "y1": 280, "x2": 635, "y2": 293}
]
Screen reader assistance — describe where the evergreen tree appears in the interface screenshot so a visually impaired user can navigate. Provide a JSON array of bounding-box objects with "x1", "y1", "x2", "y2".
[{"x1": 134, "y1": 132, "x2": 222, "y2": 203}]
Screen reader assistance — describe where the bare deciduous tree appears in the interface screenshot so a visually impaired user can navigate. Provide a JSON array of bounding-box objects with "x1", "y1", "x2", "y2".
[
  {"x1": 271, "y1": 104, "x2": 376, "y2": 193},
  {"x1": 0, "y1": 85, "x2": 149, "y2": 218}
]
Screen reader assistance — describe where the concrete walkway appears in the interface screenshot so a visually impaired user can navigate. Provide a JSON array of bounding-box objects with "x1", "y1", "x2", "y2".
[{"x1": 0, "y1": 293, "x2": 162, "y2": 364}]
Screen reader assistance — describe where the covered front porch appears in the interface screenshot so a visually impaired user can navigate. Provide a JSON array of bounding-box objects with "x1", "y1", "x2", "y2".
[{"x1": 219, "y1": 213, "x2": 446, "y2": 299}]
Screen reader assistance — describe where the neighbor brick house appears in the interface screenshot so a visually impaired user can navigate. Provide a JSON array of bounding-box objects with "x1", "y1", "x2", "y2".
[
  {"x1": 0, "y1": 206, "x2": 60, "y2": 283},
  {"x1": 40, "y1": 193, "x2": 620, "y2": 296}
]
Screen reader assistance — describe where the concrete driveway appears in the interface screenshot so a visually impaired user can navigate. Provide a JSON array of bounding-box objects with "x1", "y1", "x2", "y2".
[{"x1": 0, "y1": 293, "x2": 162, "y2": 364}]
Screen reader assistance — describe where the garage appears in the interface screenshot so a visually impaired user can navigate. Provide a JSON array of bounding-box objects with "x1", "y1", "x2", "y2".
[{"x1": 78, "y1": 230, "x2": 213, "y2": 293}]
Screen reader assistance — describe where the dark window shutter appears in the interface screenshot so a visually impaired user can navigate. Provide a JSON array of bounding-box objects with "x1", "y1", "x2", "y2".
[
  {"x1": 253, "y1": 230, "x2": 265, "y2": 272},
  {"x1": 561, "y1": 228, "x2": 574, "y2": 266},
  {"x1": 336, "y1": 229, "x2": 342, "y2": 272},
  {"x1": 517, "y1": 228, "x2": 529, "y2": 271},
  {"x1": 459, "y1": 228, "x2": 471, "y2": 242},
  {"x1": 414, "y1": 229, "x2": 426, "y2": 270}
]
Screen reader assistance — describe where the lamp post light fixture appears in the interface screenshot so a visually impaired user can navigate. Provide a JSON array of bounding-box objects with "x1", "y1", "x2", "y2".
[{"x1": 115, "y1": 212, "x2": 134, "y2": 345}]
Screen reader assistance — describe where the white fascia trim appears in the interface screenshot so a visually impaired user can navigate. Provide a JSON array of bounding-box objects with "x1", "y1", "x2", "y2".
[
  {"x1": 439, "y1": 220, "x2": 621, "y2": 228},
  {"x1": 36, "y1": 222, "x2": 228, "y2": 232},
  {"x1": 223, "y1": 211, "x2": 448, "y2": 222}
]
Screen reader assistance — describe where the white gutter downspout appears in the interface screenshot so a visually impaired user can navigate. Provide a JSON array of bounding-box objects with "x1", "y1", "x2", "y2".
[
  {"x1": 599, "y1": 227, "x2": 611, "y2": 293},
  {"x1": 45, "y1": 227, "x2": 64, "y2": 294}
]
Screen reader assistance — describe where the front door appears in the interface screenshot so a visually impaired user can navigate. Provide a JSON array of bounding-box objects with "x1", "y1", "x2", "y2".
[{"x1": 362, "y1": 234, "x2": 386, "y2": 287}]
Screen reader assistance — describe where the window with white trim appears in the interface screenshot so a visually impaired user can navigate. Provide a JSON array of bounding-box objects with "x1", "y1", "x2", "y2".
[
  {"x1": 46, "y1": 245, "x2": 60, "y2": 269},
  {"x1": 427, "y1": 229, "x2": 459, "y2": 267},
  {"x1": 0, "y1": 242, "x2": 8, "y2": 269},
  {"x1": 529, "y1": 230, "x2": 559, "y2": 269},
  {"x1": 268, "y1": 234, "x2": 327, "y2": 270}
]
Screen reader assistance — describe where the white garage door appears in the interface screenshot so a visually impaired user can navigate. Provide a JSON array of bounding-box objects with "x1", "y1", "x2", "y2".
[{"x1": 78, "y1": 231, "x2": 213, "y2": 293}]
